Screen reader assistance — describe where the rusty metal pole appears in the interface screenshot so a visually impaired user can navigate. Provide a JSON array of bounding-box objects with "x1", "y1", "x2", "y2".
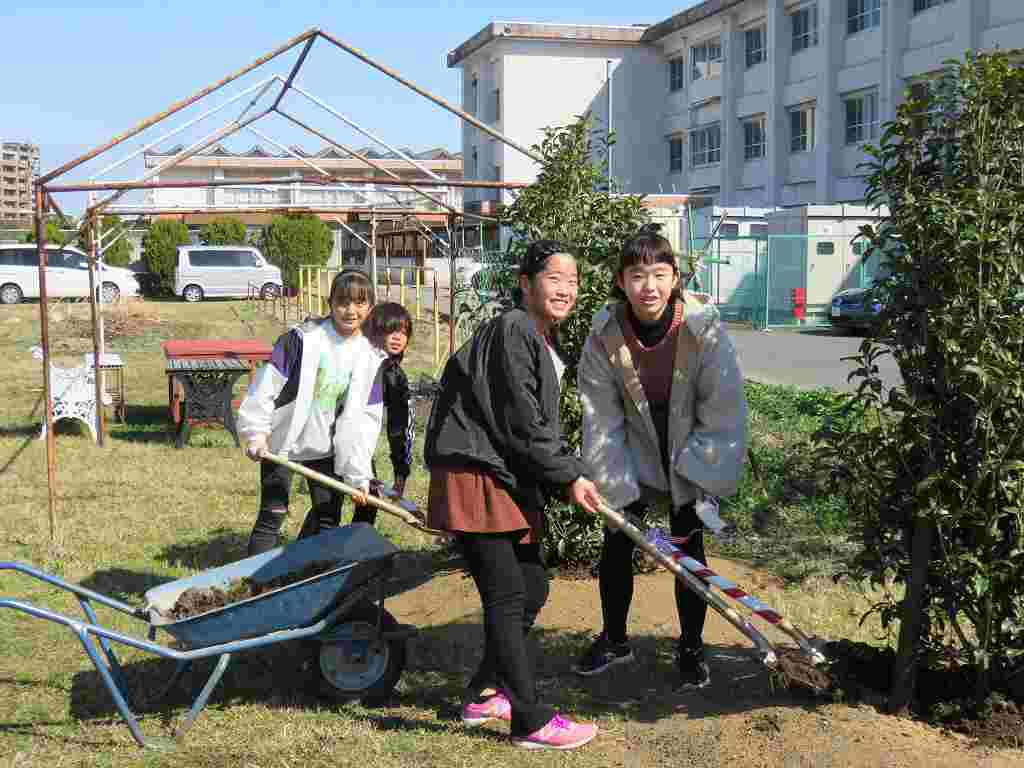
[
  {"x1": 370, "y1": 209, "x2": 378, "y2": 299},
  {"x1": 87, "y1": 210, "x2": 105, "y2": 446},
  {"x1": 35, "y1": 189, "x2": 57, "y2": 540},
  {"x1": 316, "y1": 30, "x2": 541, "y2": 164},
  {"x1": 448, "y1": 213, "x2": 456, "y2": 356}
]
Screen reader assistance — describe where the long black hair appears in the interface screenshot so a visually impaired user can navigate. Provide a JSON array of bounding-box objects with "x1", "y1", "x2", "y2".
[{"x1": 512, "y1": 239, "x2": 575, "y2": 306}]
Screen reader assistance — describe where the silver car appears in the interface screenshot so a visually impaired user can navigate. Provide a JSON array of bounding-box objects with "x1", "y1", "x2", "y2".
[
  {"x1": 174, "y1": 245, "x2": 282, "y2": 302},
  {"x1": 0, "y1": 244, "x2": 141, "y2": 305}
]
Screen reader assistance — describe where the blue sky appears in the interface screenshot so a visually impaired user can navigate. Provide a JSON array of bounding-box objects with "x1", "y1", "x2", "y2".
[{"x1": 4, "y1": 0, "x2": 698, "y2": 215}]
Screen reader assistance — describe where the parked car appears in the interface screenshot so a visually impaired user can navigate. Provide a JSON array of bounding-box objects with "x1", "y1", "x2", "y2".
[
  {"x1": 829, "y1": 285, "x2": 883, "y2": 332},
  {"x1": 0, "y1": 244, "x2": 141, "y2": 305},
  {"x1": 174, "y1": 245, "x2": 282, "y2": 302}
]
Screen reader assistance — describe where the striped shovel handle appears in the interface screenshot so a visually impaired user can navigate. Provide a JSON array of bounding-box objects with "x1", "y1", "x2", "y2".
[
  {"x1": 596, "y1": 499, "x2": 778, "y2": 665},
  {"x1": 260, "y1": 451, "x2": 449, "y2": 538},
  {"x1": 647, "y1": 527, "x2": 825, "y2": 664}
]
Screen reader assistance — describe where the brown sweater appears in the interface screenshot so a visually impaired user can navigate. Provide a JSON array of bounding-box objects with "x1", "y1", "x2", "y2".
[{"x1": 620, "y1": 299, "x2": 684, "y2": 472}]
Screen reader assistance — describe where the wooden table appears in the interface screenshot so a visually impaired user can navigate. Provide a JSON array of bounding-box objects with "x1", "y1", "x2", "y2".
[{"x1": 162, "y1": 340, "x2": 272, "y2": 449}]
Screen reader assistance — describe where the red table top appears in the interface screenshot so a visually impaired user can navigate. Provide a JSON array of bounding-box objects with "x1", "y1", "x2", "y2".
[{"x1": 162, "y1": 339, "x2": 272, "y2": 361}]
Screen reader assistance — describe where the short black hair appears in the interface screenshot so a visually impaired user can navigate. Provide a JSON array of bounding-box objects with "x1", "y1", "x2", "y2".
[
  {"x1": 611, "y1": 225, "x2": 680, "y2": 302},
  {"x1": 365, "y1": 301, "x2": 414, "y2": 345}
]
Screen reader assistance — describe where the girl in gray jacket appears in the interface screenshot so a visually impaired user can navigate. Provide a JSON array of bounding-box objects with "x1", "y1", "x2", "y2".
[{"x1": 573, "y1": 229, "x2": 747, "y2": 691}]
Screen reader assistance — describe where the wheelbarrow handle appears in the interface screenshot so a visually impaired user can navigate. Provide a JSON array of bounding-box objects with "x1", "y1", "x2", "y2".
[
  {"x1": 594, "y1": 499, "x2": 778, "y2": 665},
  {"x1": 259, "y1": 450, "x2": 449, "y2": 538}
]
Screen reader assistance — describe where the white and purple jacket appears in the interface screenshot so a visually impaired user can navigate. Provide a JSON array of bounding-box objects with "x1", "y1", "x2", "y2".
[{"x1": 237, "y1": 318, "x2": 386, "y2": 491}]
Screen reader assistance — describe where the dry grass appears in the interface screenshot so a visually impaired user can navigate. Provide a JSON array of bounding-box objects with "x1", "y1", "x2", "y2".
[{"x1": 0, "y1": 298, "x2": 907, "y2": 766}]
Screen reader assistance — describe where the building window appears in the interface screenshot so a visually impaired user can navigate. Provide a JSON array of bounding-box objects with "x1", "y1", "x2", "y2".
[
  {"x1": 789, "y1": 104, "x2": 816, "y2": 152},
  {"x1": 691, "y1": 38, "x2": 722, "y2": 82},
  {"x1": 817, "y1": 241, "x2": 836, "y2": 255},
  {"x1": 848, "y1": 0, "x2": 881, "y2": 34},
  {"x1": 669, "y1": 137, "x2": 684, "y2": 173},
  {"x1": 720, "y1": 223, "x2": 740, "y2": 239},
  {"x1": 844, "y1": 89, "x2": 879, "y2": 144},
  {"x1": 743, "y1": 116, "x2": 767, "y2": 160},
  {"x1": 791, "y1": 4, "x2": 819, "y2": 53},
  {"x1": 913, "y1": 0, "x2": 952, "y2": 13},
  {"x1": 907, "y1": 79, "x2": 942, "y2": 135},
  {"x1": 469, "y1": 74, "x2": 478, "y2": 114},
  {"x1": 745, "y1": 26, "x2": 766, "y2": 68},
  {"x1": 492, "y1": 88, "x2": 501, "y2": 122},
  {"x1": 493, "y1": 164, "x2": 502, "y2": 182},
  {"x1": 691, "y1": 124, "x2": 721, "y2": 167},
  {"x1": 669, "y1": 56, "x2": 685, "y2": 91},
  {"x1": 471, "y1": 147, "x2": 478, "y2": 178},
  {"x1": 750, "y1": 223, "x2": 769, "y2": 238}
]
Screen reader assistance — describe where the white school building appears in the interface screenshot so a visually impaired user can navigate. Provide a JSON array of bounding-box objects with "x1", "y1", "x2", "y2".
[{"x1": 447, "y1": 0, "x2": 1024, "y2": 211}]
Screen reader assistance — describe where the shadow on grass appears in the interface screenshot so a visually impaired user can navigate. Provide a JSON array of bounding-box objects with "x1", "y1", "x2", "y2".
[
  {"x1": 106, "y1": 405, "x2": 172, "y2": 445},
  {"x1": 78, "y1": 567, "x2": 176, "y2": 602},
  {"x1": 64, "y1": 618, "x2": 797, "y2": 741},
  {"x1": 155, "y1": 527, "x2": 249, "y2": 571}
]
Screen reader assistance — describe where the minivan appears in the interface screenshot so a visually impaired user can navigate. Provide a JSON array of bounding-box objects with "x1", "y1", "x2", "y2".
[
  {"x1": 0, "y1": 244, "x2": 141, "y2": 305},
  {"x1": 174, "y1": 245, "x2": 283, "y2": 302}
]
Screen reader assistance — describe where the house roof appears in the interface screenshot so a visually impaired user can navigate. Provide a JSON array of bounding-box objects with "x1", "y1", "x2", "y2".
[
  {"x1": 147, "y1": 143, "x2": 462, "y2": 161},
  {"x1": 447, "y1": 21, "x2": 649, "y2": 67},
  {"x1": 446, "y1": 2, "x2": 751, "y2": 66}
]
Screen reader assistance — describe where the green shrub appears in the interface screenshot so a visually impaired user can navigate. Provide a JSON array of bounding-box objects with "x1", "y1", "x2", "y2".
[
  {"x1": 200, "y1": 217, "x2": 247, "y2": 246},
  {"x1": 257, "y1": 215, "x2": 332, "y2": 288},
  {"x1": 141, "y1": 220, "x2": 190, "y2": 295}
]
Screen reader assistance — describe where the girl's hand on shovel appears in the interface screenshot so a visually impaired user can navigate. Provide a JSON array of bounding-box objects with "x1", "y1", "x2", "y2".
[
  {"x1": 350, "y1": 488, "x2": 370, "y2": 508},
  {"x1": 569, "y1": 476, "x2": 602, "y2": 514}
]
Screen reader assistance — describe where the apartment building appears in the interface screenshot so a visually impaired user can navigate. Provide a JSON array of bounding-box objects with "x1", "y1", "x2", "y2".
[
  {"x1": 449, "y1": 0, "x2": 1024, "y2": 209},
  {"x1": 0, "y1": 141, "x2": 40, "y2": 227}
]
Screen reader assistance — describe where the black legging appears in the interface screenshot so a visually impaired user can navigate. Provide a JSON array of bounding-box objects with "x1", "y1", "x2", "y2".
[
  {"x1": 598, "y1": 501, "x2": 707, "y2": 651},
  {"x1": 458, "y1": 532, "x2": 553, "y2": 737},
  {"x1": 249, "y1": 456, "x2": 356, "y2": 556}
]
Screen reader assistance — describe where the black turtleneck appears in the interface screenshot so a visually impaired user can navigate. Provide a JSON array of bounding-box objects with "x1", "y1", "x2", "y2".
[{"x1": 626, "y1": 297, "x2": 677, "y2": 348}]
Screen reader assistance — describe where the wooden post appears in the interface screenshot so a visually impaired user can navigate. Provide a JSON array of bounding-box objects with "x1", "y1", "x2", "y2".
[
  {"x1": 400, "y1": 267, "x2": 406, "y2": 307},
  {"x1": 433, "y1": 269, "x2": 440, "y2": 369},
  {"x1": 35, "y1": 189, "x2": 57, "y2": 540},
  {"x1": 87, "y1": 211, "x2": 106, "y2": 446}
]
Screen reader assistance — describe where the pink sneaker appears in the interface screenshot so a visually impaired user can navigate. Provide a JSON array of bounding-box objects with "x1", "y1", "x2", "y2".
[
  {"x1": 512, "y1": 714, "x2": 598, "y2": 750},
  {"x1": 461, "y1": 690, "x2": 512, "y2": 726}
]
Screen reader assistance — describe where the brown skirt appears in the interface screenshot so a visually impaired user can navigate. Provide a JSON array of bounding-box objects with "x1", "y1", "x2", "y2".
[{"x1": 427, "y1": 466, "x2": 540, "y2": 544}]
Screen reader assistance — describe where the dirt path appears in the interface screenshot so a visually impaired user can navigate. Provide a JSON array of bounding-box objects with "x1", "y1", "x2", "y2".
[{"x1": 387, "y1": 555, "x2": 1024, "y2": 768}]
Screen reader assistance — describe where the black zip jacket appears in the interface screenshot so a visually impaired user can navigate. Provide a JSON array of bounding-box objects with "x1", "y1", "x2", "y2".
[
  {"x1": 424, "y1": 307, "x2": 583, "y2": 510},
  {"x1": 381, "y1": 355, "x2": 413, "y2": 480}
]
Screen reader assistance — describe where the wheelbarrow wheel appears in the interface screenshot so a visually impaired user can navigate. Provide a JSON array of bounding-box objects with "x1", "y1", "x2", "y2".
[{"x1": 311, "y1": 601, "x2": 407, "y2": 705}]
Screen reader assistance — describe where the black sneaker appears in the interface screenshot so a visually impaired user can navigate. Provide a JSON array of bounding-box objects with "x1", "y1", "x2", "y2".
[
  {"x1": 573, "y1": 632, "x2": 634, "y2": 677},
  {"x1": 676, "y1": 646, "x2": 711, "y2": 691}
]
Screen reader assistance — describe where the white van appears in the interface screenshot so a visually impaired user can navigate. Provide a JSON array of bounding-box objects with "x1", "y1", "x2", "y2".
[
  {"x1": 174, "y1": 245, "x2": 283, "y2": 302},
  {"x1": 0, "y1": 244, "x2": 141, "y2": 305}
]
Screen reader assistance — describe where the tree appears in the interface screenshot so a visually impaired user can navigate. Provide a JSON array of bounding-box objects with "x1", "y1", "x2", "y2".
[
  {"x1": 200, "y1": 216, "x2": 247, "y2": 246},
  {"x1": 77, "y1": 215, "x2": 133, "y2": 267},
  {"x1": 21, "y1": 218, "x2": 68, "y2": 246},
  {"x1": 141, "y1": 219, "x2": 190, "y2": 295},
  {"x1": 819, "y1": 50, "x2": 1024, "y2": 713},
  {"x1": 498, "y1": 118, "x2": 650, "y2": 566},
  {"x1": 257, "y1": 214, "x2": 332, "y2": 289}
]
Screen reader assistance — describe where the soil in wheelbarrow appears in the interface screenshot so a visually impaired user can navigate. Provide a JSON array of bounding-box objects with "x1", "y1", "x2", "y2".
[
  {"x1": 775, "y1": 638, "x2": 1024, "y2": 750},
  {"x1": 163, "y1": 560, "x2": 341, "y2": 621}
]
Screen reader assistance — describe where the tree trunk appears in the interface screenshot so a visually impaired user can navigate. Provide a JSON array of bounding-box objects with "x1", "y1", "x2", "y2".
[{"x1": 888, "y1": 516, "x2": 935, "y2": 715}]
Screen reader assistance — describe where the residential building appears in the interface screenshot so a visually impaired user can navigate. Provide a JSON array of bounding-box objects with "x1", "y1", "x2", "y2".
[
  {"x1": 0, "y1": 141, "x2": 39, "y2": 227},
  {"x1": 139, "y1": 143, "x2": 463, "y2": 266},
  {"x1": 448, "y1": 1, "x2": 1024, "y2": 209}
]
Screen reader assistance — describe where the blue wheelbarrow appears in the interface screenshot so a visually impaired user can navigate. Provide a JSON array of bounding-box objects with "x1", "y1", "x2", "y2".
[{"x1": 0, "y1": 523, "x2": 419, "y2": 750}]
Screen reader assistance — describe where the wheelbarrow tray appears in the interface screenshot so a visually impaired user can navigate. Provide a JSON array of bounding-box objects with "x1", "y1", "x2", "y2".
[{"x1": 146, "y1": 524, "x2": 399, "y2": 649}]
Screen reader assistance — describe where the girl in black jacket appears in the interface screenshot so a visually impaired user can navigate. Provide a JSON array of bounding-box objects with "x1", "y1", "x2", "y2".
[
  {"x1": 424, "y1": 240, "x2": 601, "y2": 751},
  {"x1": 355, "y1": 302, "x2": 414, "y2": 525}
]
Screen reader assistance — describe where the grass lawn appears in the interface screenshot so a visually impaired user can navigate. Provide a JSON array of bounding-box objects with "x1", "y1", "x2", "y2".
[{"x1": 0, "y1": 298, "x2": 908, "y2": 767}]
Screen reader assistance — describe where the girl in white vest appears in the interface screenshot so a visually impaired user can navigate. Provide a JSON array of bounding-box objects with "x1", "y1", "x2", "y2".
[{"x1": 238, "y1": 269, "x2": 386, "y2": 555}]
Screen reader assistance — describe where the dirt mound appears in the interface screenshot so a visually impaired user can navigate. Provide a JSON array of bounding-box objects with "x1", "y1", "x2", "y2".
[{"x1": 164, "y1": 560, "x2": 342, "y2": 621}]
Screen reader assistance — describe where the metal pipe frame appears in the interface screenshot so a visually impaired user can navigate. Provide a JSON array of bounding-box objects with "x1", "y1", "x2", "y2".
[
  {"x1": 87, "y1": 76, "x2": 278, "y2": 182},
  {"x1": 276, "y1": 109, "x2": 496, "y2": 223},
  {"x1": 35, "y1": 26, "x2": 531, "y2": 524},
  {"x1": 37, "y1": 28, "x2": 318, "y2": 185},
  {"x1": 52, "y1": 175, "x2": 528, "y2": 194}
]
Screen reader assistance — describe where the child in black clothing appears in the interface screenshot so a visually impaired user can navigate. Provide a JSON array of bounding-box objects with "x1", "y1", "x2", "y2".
[{"x1": 353, "y1": 302, "x2": 414, "y2": 525}]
